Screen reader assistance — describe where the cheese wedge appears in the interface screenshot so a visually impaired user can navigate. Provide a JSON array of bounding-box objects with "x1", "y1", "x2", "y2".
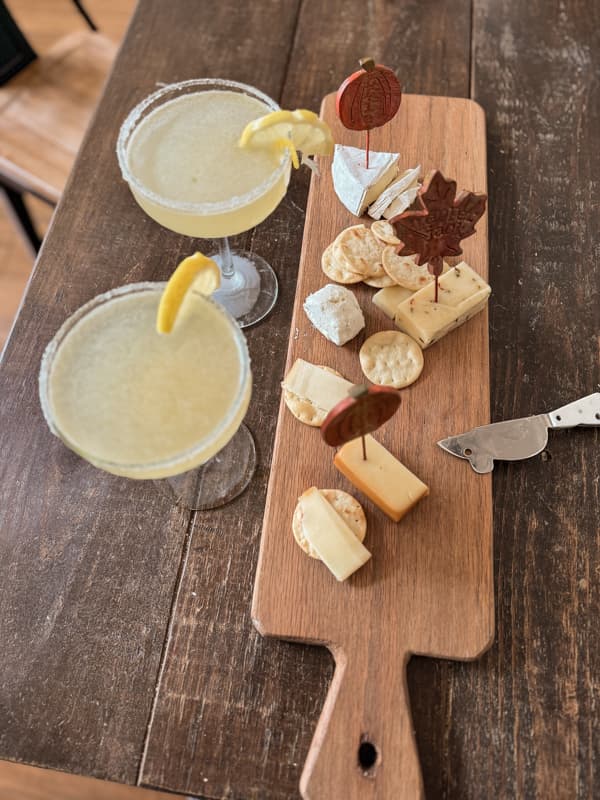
[
  {"x1": 334, "y1": 435, "x2": 429, "y2": 522},
  {"x1": 394, "y1": 262, "x2": 491, "y2": 349},
  {"x1": 368, "y1": 165, "x2": 421, "y2": 219},
  {"x1": 298, "y1": 487, "x2": 371, "y2": 581},
  {"x1": 372, "y1": 285, "x2": 414, "y2": 318},
  {"x1": 282, "y1": 359, "x2": 353, "y2": 414},
  {"x1": 382, "y1": 187, "x2": 420, "y2": 219},
  {"x1": 332, "y1": 145, "x2": 399, "y2": 217}
]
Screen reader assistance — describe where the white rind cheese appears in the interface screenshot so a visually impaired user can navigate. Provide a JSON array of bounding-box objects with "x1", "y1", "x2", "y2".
[
  {"x1": 382, "y1": 187, "x2": 420, "y2": 219},
  {"x1": 368, "y1": 164, "x2": 421, "y2": 219},
  {"x1": 298, "y1": 487, "x2": 371, "y2": 581},
  {"x1": 282, "y1": 359, "x2": 353, "y2": 413},
  {"x1": 394, "y1": 261, "x2": 491, "y2": 348},
  {"x1": 303, "y1": 283, "x2": 365, "y2": 345},
  {"x1": 332, "y1": 145, "x2": 399, "y2": 217}
]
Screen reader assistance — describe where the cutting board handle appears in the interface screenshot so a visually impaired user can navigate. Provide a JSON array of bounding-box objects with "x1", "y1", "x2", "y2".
[{"x1": 300, "y1": 646, "x2": 424, "y2": 800}]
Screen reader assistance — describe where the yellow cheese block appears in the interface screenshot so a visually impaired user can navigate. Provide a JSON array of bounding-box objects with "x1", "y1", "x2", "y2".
[
  {"x1": 394, "y1": 261, "x2": 491, "y2": 348},
  {"x1": 299, "y1": 487, "x2": 372, "y2": 581},
  {"x1": 334, "y1": 435, "x2": 429, "y2": 522},
  {"x1": 282, "y1": 359, "x2": 353, "y2": 413},
  {"x1": 372, "y1": 285, "x2": 414, "y2": 319}
]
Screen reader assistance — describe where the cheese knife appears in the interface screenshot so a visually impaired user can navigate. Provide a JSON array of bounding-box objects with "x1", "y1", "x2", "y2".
[{"x1": 437, "y1": 393, "x2": 600, "y2": 473}]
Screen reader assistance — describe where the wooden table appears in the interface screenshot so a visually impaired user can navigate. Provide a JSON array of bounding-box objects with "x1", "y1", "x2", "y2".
[{"x1": 0, "y1": 1, "x2": 598, "y2": 797}]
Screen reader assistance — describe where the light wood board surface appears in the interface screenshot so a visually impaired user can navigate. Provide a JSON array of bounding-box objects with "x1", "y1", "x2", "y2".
[{"x1": 253, "y1": 92, "x2": 494, "y2": 800}]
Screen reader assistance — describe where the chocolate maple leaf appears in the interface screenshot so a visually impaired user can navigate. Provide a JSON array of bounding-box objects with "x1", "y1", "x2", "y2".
[{"x1": 389, "y1": 170, "x2": 487, "y2": 278}]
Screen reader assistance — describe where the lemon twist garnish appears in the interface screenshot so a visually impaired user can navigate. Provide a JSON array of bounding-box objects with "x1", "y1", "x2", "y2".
[
  {"x1": 239, "y1": 109, "x2": 334, "y2": 169},
  {"x1": 156, "y1": 252, "x2": 220, "y2": 334}
]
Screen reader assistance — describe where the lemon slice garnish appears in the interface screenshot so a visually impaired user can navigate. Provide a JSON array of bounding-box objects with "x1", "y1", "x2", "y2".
[
  {"x1": 239, "y1": 109, "x2": 334, "y2": 168},
  {"x1": 156, "y1": 252, "x2": 220, "y2": 334}
]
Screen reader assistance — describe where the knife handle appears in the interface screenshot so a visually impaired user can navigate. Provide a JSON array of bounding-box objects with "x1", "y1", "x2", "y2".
[{"x1": 548, "y1": 393, "x2": 600, "y2": 429}]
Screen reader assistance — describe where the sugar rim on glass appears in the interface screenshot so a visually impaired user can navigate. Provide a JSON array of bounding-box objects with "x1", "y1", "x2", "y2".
[
  {"x1": 39, "y1": 282, "x2": 252, "y2": 476},
  {"x1": 116, "y1": 78, "x2": 290, "y2": 216}
]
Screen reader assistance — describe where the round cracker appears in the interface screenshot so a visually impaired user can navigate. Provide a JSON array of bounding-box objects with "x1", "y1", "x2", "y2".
[
  {"x1": 382, "y1": 246, "x2": 437, "y2": 291},
  {"x1": 293, "y1": 489, "x2": 367, "y2": 559},
  {"x1": 359, "y1": 330, "x2": 424, "y2": 389},
  {"x1": 283, "y1": 365, "x2": 343, "y2": 427},
  {"x1": 321, "y1": 242, "x2": 364, "y2": 284},
  {"x1": 371, "y1": 220, "x2": 401, "y2": 245},
  {"x1": 363, "y1": 273, "x2": 396, "y2": 288},
  {"x1": 334, "y1": 225, "x2": 385, "y2": 279}
]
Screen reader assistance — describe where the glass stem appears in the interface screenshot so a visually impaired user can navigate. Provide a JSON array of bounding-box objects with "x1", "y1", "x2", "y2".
[{"x1": 218, "y1": 236, "x2": 235, "y2": 279}]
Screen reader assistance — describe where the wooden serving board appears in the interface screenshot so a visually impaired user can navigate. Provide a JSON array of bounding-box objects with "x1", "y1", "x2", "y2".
[{"x1": 252, "y1": 93, "x2": 493, "y2": 800}]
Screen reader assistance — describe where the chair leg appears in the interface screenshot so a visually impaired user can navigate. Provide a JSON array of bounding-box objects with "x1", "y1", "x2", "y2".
[
  {"x1": 0, "y1": 185, "x2": 42, "y2": 254},
  {"x1": 70, "y1": 0, "x2": 98, "y2": 31}
]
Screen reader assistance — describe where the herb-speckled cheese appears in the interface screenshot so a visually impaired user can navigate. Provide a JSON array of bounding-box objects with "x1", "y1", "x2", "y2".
[{"x1": 394, "y1": 262, "x2": 491, "y2": 348}]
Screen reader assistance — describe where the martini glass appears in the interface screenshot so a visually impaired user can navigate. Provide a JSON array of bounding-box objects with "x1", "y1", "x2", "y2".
[
  {"x1": 39, "y1": 283, "x2": 254, "y2": 510},
  {"x1": 117, "y1": 79, "x2": 292, "y2": 328}
]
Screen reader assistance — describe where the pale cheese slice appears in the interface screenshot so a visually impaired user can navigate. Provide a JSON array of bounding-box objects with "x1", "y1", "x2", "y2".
[
  {"x1": 282, "y1": 359, "x2": 353, "y2": 414},
  {"x1": 382, "y1": 186, "x2": 420, "y2": 219},
  {"x1": 394, "y1": 262, "x2": 491, "y2": 348},
  {"x1": 299, "y1": 487, "x2": 371, "y2": 581},
  {"x1": 332, "y1": 145, "x2": 399, "y2": 217},
  {"x1": 372, "y1": 285, "x2": 414, "y2": 318},
  {"x1": 334, "y1": 435, "x2": 429, "y2": 522},
  {"x1": 368, "y1": 165, "x2": 421, "y2": 219}
]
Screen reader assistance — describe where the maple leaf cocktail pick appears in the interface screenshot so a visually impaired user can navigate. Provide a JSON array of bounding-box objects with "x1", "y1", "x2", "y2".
[
  {"x1": 389, "y1": 170, "x2": 487, "y2": 301},
  {"x1": 336, "y1": 57, "x2": 402, "y2": 169}
]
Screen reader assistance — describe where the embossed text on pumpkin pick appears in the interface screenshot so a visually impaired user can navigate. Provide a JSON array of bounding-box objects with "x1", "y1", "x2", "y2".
[
  {"x1": 336, "y1": 57, "x2": 402, "y2": 168},
  {"x1": 389, "y1": 170, "x2": 487, "y2": 301}
]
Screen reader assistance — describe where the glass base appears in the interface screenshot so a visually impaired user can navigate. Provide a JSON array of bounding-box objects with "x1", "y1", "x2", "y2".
[
  {"x1": 211, "y1": 250, "x2": 278, "y2": 328},
  {"x1": 162, "y1": 424, "x2": 256, "y2": 510}
]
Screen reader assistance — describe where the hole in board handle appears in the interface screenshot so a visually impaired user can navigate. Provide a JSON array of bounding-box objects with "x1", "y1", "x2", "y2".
[
  {"x1": 358, "y1": 740, "x2": 378, "y2": 772},
  {"x1": 464, "y1": 447, "x2": 473, "y2": 456}
]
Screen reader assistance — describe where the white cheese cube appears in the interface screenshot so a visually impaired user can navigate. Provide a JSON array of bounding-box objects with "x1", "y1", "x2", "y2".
[
  {"x1": 394, "y1": 262, "x2": 491, "y2": 348},
  {"x1": 332, "y1": 145, "x2": 399, "y2": 217},
  {"x1": 368, "y1": 165, "x2": 421, "y2": 219},
  {"x1": 303, "y1": 284, "x2": 365, "y2": 346}
]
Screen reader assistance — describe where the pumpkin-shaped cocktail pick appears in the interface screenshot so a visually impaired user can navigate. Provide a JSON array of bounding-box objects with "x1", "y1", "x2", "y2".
[
  {"x1": 336, "y1": 58, "x2": 402, "y2": 169},
  {"x1": 321, "y1": 384, "x2": 401, "y2": 460}
]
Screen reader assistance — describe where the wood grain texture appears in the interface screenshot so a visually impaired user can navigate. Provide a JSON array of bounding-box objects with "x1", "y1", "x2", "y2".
[
  {"x1": 468, "y1": 1, "x2": 598, "y2": 798},
  {"x1": 0, "y1": 0, "x2": 209, "y2": 784},
  {"x1": 138, "y1": 3, "x2": 475, "y2": 799},
  {"x1": 0, "y1": 31, "x2": 116, "y2": 201},
  {"x1": 0, "y1": 759, "x2": 178, "y2": 800},
  {"x1": 253, "y1": 93, "x2": 492, "y2": 800},
  {"x1": 4, "y1": 0, "x2": 596, "y2": 797},
  {"x1": 405, "y1": 2, "x2": 600, "y2": 799}
]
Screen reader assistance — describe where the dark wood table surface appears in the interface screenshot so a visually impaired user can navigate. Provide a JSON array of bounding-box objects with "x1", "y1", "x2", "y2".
[{"x1": 1, "y1": 1, "x2": 598, "y2": 798}]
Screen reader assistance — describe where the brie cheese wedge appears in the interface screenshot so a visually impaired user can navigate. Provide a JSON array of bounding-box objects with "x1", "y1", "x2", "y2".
[
  {"x1": 368, "y1": 164, "x2": 421, "y2": 219},
  {"x1": 332, "y1": 145, "x2": 399, "y2": 217}
]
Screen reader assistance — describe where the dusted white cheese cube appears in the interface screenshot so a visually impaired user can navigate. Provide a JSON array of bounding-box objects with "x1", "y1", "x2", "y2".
[
  {"x1": 332, "y1": 145, "x2": 399, "y2": 217},
  {"x1": 303, "y1": 284, "x2": 365, "y2": 346}
]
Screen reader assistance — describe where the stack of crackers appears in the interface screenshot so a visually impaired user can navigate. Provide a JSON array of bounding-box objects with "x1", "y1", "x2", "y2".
[{"x1": 321, "y1": 221, "x2": 444, "y2": 291}]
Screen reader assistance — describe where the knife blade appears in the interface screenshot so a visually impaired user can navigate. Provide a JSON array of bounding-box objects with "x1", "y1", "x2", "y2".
[{"x1": 437, "y1": 392, "x2": 600, "y2": 473}]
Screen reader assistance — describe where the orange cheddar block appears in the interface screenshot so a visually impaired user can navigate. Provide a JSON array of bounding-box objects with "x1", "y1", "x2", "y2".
[{"x1": 334, "y1": 435, "x2": 429, "y2": 522}]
